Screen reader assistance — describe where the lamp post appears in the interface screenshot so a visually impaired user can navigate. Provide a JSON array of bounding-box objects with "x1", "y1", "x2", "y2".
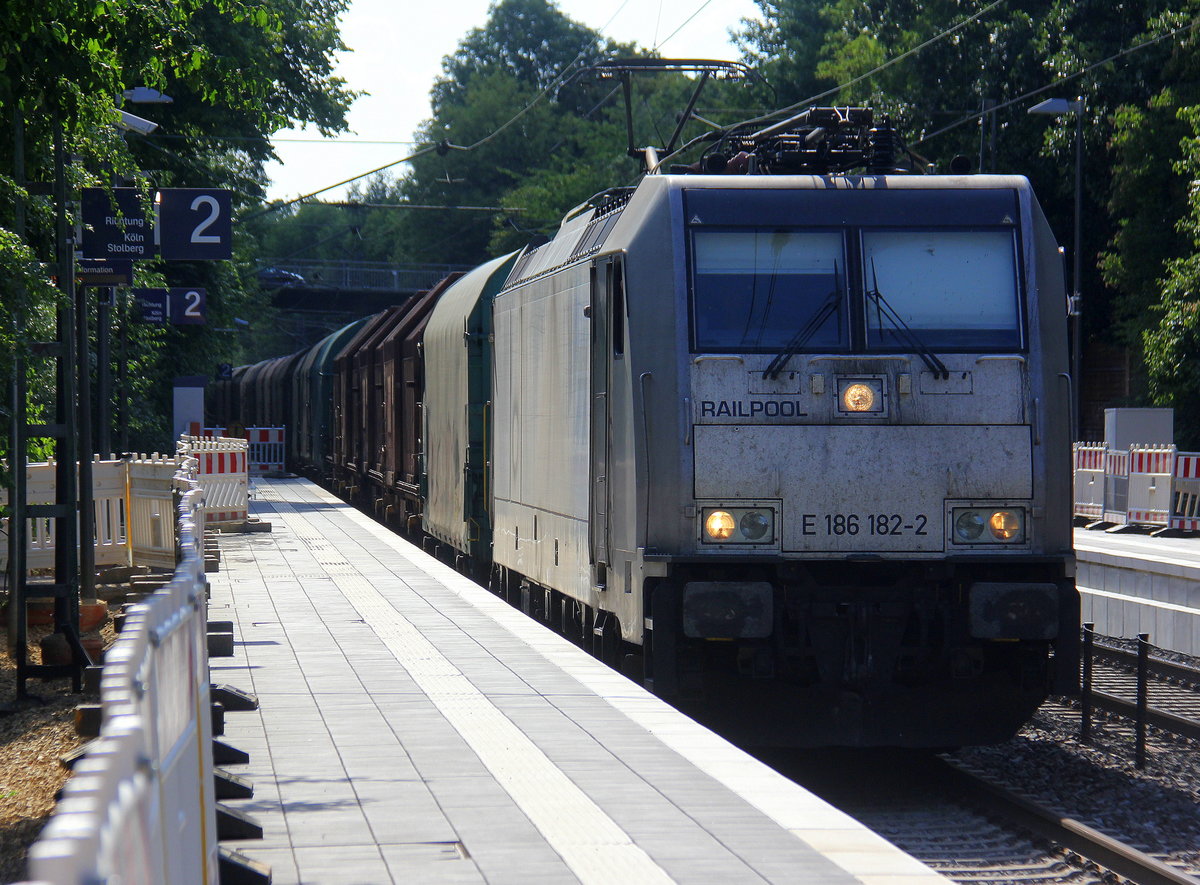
[
  {"x1": 102, "y1": 88, "x2": 172, "y2": 455},
  {"x1": 1029, "y1": 96, "x2": 1084, "y2": 440}
]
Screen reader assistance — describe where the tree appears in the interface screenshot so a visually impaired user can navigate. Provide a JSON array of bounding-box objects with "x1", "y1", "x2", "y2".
[{"x1": 0, "y1": 0, "x2": 356, "y2": 456}]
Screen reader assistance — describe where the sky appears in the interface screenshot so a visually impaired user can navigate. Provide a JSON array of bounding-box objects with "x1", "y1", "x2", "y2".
[{"x1": 262, "y1": 0, "x2": 762, "y2": 203}]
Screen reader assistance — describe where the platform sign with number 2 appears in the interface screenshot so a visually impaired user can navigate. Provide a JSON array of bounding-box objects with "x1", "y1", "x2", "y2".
[{"x1": 157, "y1": 189, "x2": 232, "y2": 260}]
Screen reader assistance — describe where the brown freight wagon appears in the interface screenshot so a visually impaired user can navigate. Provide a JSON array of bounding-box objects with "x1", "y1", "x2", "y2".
[{"x1": 378, "y1": 273, "x2": 463, "y2": 529}]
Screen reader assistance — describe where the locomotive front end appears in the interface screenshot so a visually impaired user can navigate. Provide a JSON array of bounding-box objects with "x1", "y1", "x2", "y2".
[{"x1": 641, "y1": 175, "x2": 1077, "y2": 747}]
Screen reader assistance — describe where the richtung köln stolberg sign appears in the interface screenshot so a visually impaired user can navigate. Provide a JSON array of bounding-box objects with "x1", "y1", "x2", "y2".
[
  {"x1": 81, "y1": 188, "x2": 154, "y2": 259},
  {"x1": 81, "y1": 187, "x2": 233, "y2": 261}
]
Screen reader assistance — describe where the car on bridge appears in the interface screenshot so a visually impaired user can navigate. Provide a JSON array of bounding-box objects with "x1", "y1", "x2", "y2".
[{"x1": 255, "y1": 266, "x2": 306, "y2": 288}]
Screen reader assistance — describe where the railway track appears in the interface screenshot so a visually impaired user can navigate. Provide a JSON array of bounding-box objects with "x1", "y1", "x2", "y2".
[
  {"x1": 1086, "y1": 643, "x2": 1200, "y2": 742},
  {"x1": 942, "y1": 758, "x2": 1199, "y2": 885},
  {"x1": 766, "y1": 749, "x2": 1200, "y2": 885}
]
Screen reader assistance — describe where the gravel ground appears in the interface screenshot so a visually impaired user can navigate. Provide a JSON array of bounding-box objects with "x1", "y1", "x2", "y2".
[
  {"x1": 0, "y1": 622, "x2": 107, "y2": 885},
  {"x1": 951, "y1": 694, "x2": 1200, "y2": 875}
]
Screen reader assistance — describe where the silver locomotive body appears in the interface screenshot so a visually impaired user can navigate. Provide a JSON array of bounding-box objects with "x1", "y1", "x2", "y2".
[{"x1": 488, "y1": 173, "x2": 1077, "y2": 747}]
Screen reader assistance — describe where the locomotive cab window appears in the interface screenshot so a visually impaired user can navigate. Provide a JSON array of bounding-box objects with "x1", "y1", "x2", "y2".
[
  {"x1": 691, "y1": 230, "x2": 847, "y2": 352},
  {"x1": 862, "y1": 229, "x2": 1022, "y2": 351}
]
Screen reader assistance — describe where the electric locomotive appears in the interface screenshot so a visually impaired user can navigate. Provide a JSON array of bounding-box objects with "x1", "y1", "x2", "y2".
[
  {"x1": 420, "y1": 107, "x2": 1078, "y2": 747},
  {"x1": 230, "y1": 105, "x2": 1078, "y2": 748}
]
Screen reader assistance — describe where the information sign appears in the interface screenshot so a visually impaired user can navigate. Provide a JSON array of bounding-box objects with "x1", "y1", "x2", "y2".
[
  {"x1": 76, "y1": 259, "x2": 133, "y2": 285},
  {"x1": 158, "y1": 189, "x2": 233, "y2": 260},
  {"x1": 132, "y1": 287, "x2": 207, "y2": 325},
  {"x1": 169, "y1": 287, "x2": 207, "y2": 324},
  {"x1": 134, "y1": 288, "x2": 168, "y2": 324},
  {"x1": 81, "y1": 188, "x2": 154, "y2": 259}
]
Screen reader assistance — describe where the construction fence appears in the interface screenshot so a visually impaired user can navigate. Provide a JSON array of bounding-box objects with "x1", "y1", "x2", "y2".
[
  {"x1": 1, "y1": 437, "x2": 250, "y2": 577},
  {"x1": 191, "y1": 424, "x2": 285, "y2": 475},
  {"x1": 24, "y1": 453, "x2": 220, "y2": 884},
  {"x1": 1074, "y1": 442, "x2": 1200, "y2": 531}
]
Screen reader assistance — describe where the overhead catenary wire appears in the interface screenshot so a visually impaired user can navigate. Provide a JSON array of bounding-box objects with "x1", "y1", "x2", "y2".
[
  {"x1": 248, "y1": 53, "x2": 595, "y2": 219},
  {"x1": 646, "y1": 0, "x2": 1009, "y2": 172},
  {"x1": 655, "y1": 0, "x2": 718, "y2": 51},
  {"x1": 256, "y1": 0, "x2": 725, "y2": 217},
  {"x1": 727, "y1": 0, "x2": 1006, "y2": 134}
]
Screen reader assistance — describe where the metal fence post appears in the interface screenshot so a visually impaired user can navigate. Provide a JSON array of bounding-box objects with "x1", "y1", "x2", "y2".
[
  {"x1": 1081, "y1": 623, "x2": 1094, "y2": 743},
  {"x1": 1135, "y1": 632, "x2": 1149, "y2": 769}
]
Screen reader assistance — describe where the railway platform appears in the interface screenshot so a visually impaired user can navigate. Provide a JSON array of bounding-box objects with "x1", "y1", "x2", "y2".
[
  {"x1": 1075, "y1": 528, "x2": 1200, "y2": 656},
  {"x1": 208, "y1": 476, "x2": 945, "y2": 884}
]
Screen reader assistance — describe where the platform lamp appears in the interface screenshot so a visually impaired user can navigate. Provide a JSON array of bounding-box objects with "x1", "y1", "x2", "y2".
[
  {"x1": 105, "y1": 87, "x2": 172, "y2": 455},
  {"x1": 1028, "y1": 96, "x2": 1084, "y2": 441}
]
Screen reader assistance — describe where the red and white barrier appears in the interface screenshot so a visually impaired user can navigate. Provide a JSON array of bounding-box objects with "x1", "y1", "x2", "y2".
[
  {"x1": 1172, "y1": 453, "x2": 1200, "y2": 531},
  {"x1": 1075, "y1": 443, "x2": 1200, "y2": 532},
  {"x1": 1101, "y1": 450, "x2": 1130, "y2": 525},
  {"x1": 1072, "y1": 443, "x2": 1106, "y2": 520},
  {"x1": 247, "y1": 427, "x2": 285, "y2": 475},
  {"x1": 189, "y1": 423, "x2": 285, "y2": 476},
  {"x1": 179, "y1": 435, "x2": 249, "y2": 527},
  {"x1": 1125, "y1": 445, "x2": 1174, "y2": 527}
]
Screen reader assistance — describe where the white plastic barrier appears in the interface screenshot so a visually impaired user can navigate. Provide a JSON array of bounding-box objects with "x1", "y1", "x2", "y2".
[
  {"x1": 92, "y1": 459, "x2": 128, "y2": 568},
  {"x1": 179, "y1": 436, "x2": 249, "y2": 527},
  {"x1": 0, "y1": 458, "x2": 130, "y2": 573},
  {"x1": 128, "y1": 454, "x2": 180, "y2": 570},
  {"x1": 26, "y1": 459, "x2": 219, "y2": 884},
  {"x1": 1125, "y1": 445, "x2": 1175, "y2": 527},
  {"x1": 1072, "y1": 443, "x2": 1106, "y2": 521}
]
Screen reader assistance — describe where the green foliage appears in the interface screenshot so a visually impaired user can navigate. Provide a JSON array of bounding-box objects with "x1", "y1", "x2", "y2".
[
  {"x1": 1143, "y1": 104, "x2": 1200, "y2": 448},
  {"x1": 0, "y1": 0, "x2": 356, "y2": 467}
]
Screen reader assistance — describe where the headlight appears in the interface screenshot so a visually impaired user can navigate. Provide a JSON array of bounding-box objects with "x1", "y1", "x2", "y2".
[
  {"x1": 702, "y1": 507, "x2": 775, "y2": 544},
  {"x1": 740, "y1": 511, "x2": 771, "y2": 540},
  {"x1": 951, "y1": 507, "x2": 1025, "y2": 544},
  {"x1": 704, "y1": 510, "x2": 736, "y2": 540},
  {"x1": 954, "y1": 510, "x2": 985, "y2": 542},
  {"x1": 842, "y1": 382, "x2": 876, "y2": 412},
  {"x1": 837, "y1": 377, "x2": 885, "y2": 415},
  {"x1": 989, "y1": 510, "x2": 1021, "y2": 541}
]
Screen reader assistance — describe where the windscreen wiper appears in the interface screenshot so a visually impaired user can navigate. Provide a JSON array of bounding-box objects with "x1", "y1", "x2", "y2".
[
  {"x1": 866, "y1": 259, "x2": 949, "y2": 379},
  {"x1": 763, "y1": 262, "x2": 842, "y2": 380}
]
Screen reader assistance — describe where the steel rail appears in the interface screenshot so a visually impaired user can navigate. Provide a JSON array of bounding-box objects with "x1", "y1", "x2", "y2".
[
  {"x1": 1088, "y1": 688, "x2": 1200, "y2": 742},
  {"x1": 941, "y1": 759, "x2": 1200, "y2": 885},
  {"x1": 1093, "y1": 644, "x2": 1200, "y2": 686}
]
